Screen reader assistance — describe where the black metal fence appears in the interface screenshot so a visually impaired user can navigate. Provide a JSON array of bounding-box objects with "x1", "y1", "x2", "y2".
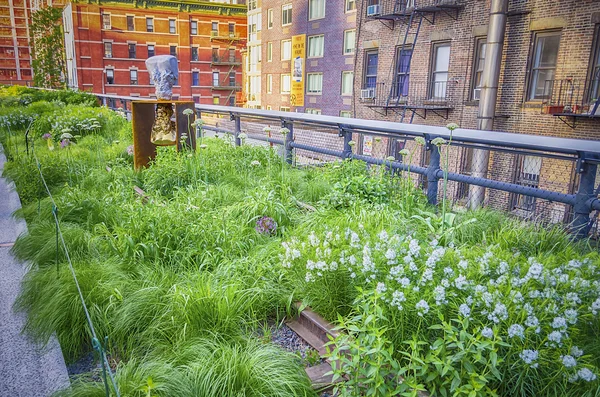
[{"x1": 96, "y1": 94, "x2": 600, "y2": 238}]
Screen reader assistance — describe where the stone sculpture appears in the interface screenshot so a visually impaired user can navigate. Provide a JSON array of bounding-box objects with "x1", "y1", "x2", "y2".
[{"x1": 145, "y1": 55, "x2": 179, "y2": 145}]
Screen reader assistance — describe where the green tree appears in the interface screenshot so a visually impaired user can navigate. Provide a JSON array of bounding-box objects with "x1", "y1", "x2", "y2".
[{"x1": 31, "y1": 6, "x2": 66, "y2": 88}]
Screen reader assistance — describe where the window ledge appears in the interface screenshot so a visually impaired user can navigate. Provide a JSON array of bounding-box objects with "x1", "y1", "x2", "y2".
[
  {"x1": 463, "y1": 100, "x2": 479, "y2": 107},
  {"x1": 521, "y1": 101, "x2": 544, "y2": 109}
]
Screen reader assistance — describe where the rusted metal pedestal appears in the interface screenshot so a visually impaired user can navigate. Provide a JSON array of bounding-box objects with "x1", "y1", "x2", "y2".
[{"x1": 132, "y1": 100, "x2": 196, "y2": 169}]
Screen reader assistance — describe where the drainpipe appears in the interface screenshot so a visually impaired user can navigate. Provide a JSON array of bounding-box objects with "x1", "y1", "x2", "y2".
[{"x1": 468, "y1": 0, "x2": 508, "y2": 209}]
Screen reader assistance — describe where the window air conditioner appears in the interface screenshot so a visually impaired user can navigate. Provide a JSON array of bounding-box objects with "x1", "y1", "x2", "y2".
[
  {"x1": 360, "y1": 88, "x2": 375, "y2": 100},
  {"x1": 367, "y1": 4, "x2": 380, "y2": 16},
  {"x1": 473, "y1": 88, "x2": 481, "y2": 100}
]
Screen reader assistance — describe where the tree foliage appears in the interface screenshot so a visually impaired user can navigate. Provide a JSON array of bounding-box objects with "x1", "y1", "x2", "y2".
[{"x1": 31, "y1": 7, "x2": 66, "y2": 88}]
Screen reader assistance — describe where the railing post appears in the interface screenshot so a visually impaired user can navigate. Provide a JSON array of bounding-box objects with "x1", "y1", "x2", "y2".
[
  {"x1": 282, "y1": 119, "x2": 293, "y2": 164},
  {"x1": 232, "y1": 113, "x2": 241, "y2": 146},
  {"x1": 426, "y1": 136, "x2": 441, "y2": 205},
  {"x1": 572, "y1": 153, "x2": 599, "y2": 238},
  {"x1": 340, "y1": 125, "x2": 352, "y2": 159}
]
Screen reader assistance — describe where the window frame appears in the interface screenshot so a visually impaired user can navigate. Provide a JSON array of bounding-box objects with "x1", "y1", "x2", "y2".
[
  {"x1": 306, "y1": 72, "x2": 323, "y2": 94},
  {"x1": 340, "y1": 110, "x2": 352, "y2": 117},
  {"x1": 213, "y1": 71, "x2": 220, "y2": 87},
  {"x1": 267, "y1": 74, "x2": 273, "y2": 93},
  {"x1": 305, "y1": 108, "x2": 322, "y2": 115},
  {"x1": 282, "y1": 4, "x2": 292, "y2": 26},
  {"x1": 267, "y1": 9, "x2": 274, "y2": 29},
  {"x1": 191, "y1": 47, "x2": 199, "y2": 62},
  {"x1": 281, "y1": 39, "x2": 292, "y2": 61},
  {"x1": 280, "y1": 106, "x2": 290, "y2": 112},
  {"x1": 470, "y1": 37, "x2": 486, "y2": 101},
  {"x1": 102, "y1": 13, "x2": 111, "y2": 30},
  {"x1": 307, "y1": 35, "x2": 324, "y2": 58},
  {"x1": 281, "y1": 74, "x2": 291, "y2": 94},
  {"x1": 343, "y1": 29, "x2": 356, "y2": 55},
  {"x1": 192, "y1": 71, "x2": 199, "y2": 86},
  {"x1": 170, "y1": 45, "x2": 177, "y2": 57},
  {"x1": 587, "y1": 25, "x2": 600, "y2": 103},
  {"x1": 147, "y1": 44, "x2": 155, "y2": 57},
  {"x1": 127, "y1": 16, "x2": 134, "y2": 31},
  {"x1": 169, "y1": 19, "x2": 176, "y2": 34},
  {"x1": 428, "y1": 41, "x2": 451, "y2": 100},
  {"x1": 392, "y1": 46, "x2": 412, "y2": 97},
  {"x1": 267, "y1": 42, "x2": 273, "y2": 62},
  {"x1": 308, "y1": 0, "x2": 326, "y2": 21},
  {"x1": 128, "y1": 43, "x2": 136, "y2": 59},
  {"x1": 103, "y1": 42, "x2": 112, "y2": 58},
  {"x1": 213, "y1": 96, "x2": 220, "y2": 105},
  {"x1": 146, "y1": 17, "x2": 154, "y2": 32},
  {"x1": 130, "y1": 69, "x2": 138, "y2": 85},
  {"x1": 526, "y1": 30, "x2": 561, "y2": 102},
  {"x1": 345, "y1": 0, "x2": 356, "y2": 13},
  {"x1": 190, "y1": 20, "x2": 198, "y2": 35},
  {"x1": 341, "y1": 71, "x2": 353, "y2": 95},
  {"x1": 364, "y1": 50, "x2": 378, "y2": 89},
  {"x1": 106, "y1": 69, "x2": 114, "y2": 85}
]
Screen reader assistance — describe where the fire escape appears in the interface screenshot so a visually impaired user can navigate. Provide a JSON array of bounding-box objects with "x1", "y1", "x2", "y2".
[
  {"x1": 210, "y1": 30, "x2": 245, "y2": 105},
  {"x1": 361, "y1": 0, "x2": 463, "y2": 123}
]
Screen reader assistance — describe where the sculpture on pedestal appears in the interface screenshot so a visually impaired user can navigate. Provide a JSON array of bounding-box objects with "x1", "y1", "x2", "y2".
[{"x1": 145, "y1": 55, "x2": 178, "y2": 146}]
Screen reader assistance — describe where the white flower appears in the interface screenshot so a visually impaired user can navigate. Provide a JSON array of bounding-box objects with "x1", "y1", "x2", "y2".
[
  {"x1": 399, "y1": 149, "x2": 410, "y2": 156},
  {"x1": 481, "y1": 327, "x2": 494, "y2": 339},
  {"x1": 488, "y1": 303, "x2": 508, "y2": 324},
  {"x1": 547, "y1": 331, "x2": 563, "y2": 347},
  {"x1": 434, "y1": 285, "x2": 447, "y2": 305},
  {"x1": 458, "y1": 260, "x2": 468, "y2": 270},
  {"x1": 526, "y1": 262, "x2": 543, "y2": 280},
  {"x1": 263, "y1": 126, "x2": 272, "y2": 132},
  {"x1": 305, "y1": 272, "x2": 313, "y2": 282},
  {"x1": 446, "y1": 122, "x2": 459, "y2": 131},
  {"x1": 386, "y1": 156, "x2": 395, "y2": 162},
  {"x1": 458, "y1": 304, "x2": 471, "y2": 318},
  {"x1": 251, "y1": 160, "x2": 261, "y2": 167},
  {"x1": 564, "y1": 309, "x2": 578, "y2": 325},
  {"x1": 350, "y1": 272, "x2": 356, "y2": 279},
  {"x1": 385, "y1": 248, "x2": 397, "y2": 264},
  {"x1": 391, "y1": 290, "x2": 406, "y2": 310},
  {"x1": 414, "y1": 137, "x2": 426, "y2": 145},
  {"x1": 519, "y1": 350, "x2": 539, "y2": 368},
  {"x1": 561, "y1": 355, "x2": 577, "y2": 368},
  {"x1": 416, "y1": 300, "x2": 429, "y2": 316},
  {"x1": 279, "y1": 127, "x2": 290, "y2": 135},
  {"x1": 571, "y1": 346, "x2": 584, "y2": 358},
  {"x1": 431, "y1": 137, "x2": 446, "y2": 146},
  {"x1": 238, "y1": 132, "x2": 248, "y2": 140},
  {"x1": 508, "y1": 324, "x2": 525, "y2": 339},
  {"x1": 590, "y1": 297, "x2": 600, "y2": 315},
  {"x1": 199, "y1": 144, "x2": 208, "y2": 149},
  {"x1": 348, "y1": 140, "x2": 356, "y2": 147},
  {"x1": 378, "y1": 230, "x2": 389, "y2": 241},
  {"x1": 565, "y1": 292, "x2": 581, "y2": 306},
  {"x1": 182, "y1": 108, "x2": 194, "y2": 115},
  {"x1": 376, "y1": 282, "x2": 387, "y2": 294},
  {"x1": 578, "y1": 368, "x2": 597, "y2": 382},
  {"x1": 398, "y1": 277, "x2": 410, "y2": 288},
  {"x1": 552, "y1": 317, "x2": 568, "y2": 331}
]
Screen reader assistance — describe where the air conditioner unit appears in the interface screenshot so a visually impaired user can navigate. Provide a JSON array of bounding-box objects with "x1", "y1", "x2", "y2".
[
  {"x1": 229, "y1": 32, "x2": 236, "y2": 38},
  {"x1": 360, "y1": 88, "x2": 375, "y2": 100},
  {"x1": 211, "y1": 30, "x2": 218, "y2": 37},
  {"x1": 473, "y1": 88, "x2": 481, "y2": 100},
  {"x1": 367, "y1": 4, "x2": 380, "y2": 16}
]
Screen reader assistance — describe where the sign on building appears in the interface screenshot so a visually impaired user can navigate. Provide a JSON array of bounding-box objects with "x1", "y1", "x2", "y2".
[
  {"x1": 291, "y1": 34, "x2": 305, "y2": 107},
  {"x1": 363, "y1": 135, "x2": 373, "y2": 156}
]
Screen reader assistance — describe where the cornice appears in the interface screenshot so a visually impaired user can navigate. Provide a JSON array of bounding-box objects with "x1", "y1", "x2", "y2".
[{"x1": 72, "y1": 0, "x2": 247, "y2": 16}]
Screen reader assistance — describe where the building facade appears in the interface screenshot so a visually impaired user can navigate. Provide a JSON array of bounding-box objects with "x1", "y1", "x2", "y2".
[
  {"x1": 252, "y1": 0, "x2": 357, "y2": 115},
  {"x1": 353, "y1": 0, "x2": 600, "y2": 221},
  {"x1": 63, "y1": 0, "x2": 247, "y2": 105},
  {"x1": 0, "y1": 0, "x2": 34, "y2": 85}
]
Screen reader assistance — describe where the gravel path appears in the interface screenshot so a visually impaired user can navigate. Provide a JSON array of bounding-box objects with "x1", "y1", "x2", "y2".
[{"x1": 0, "y1": 147, "x2": 70, "y2": 396}]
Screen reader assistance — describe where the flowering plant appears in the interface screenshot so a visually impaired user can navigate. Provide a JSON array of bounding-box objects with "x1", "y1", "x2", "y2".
[{"x1": 255, "y1": 216, "x2": 277, "y2": 236}]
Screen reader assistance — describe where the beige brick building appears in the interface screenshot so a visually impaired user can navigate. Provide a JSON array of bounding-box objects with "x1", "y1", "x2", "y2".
[{"x1": 352, "y1": 0, "x2": 600, "y2": 221}]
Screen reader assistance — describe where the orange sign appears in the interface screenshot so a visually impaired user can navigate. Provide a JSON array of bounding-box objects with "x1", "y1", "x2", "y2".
[{"x1": 290, "y1": 34, "x2": 305, "y2": 107}]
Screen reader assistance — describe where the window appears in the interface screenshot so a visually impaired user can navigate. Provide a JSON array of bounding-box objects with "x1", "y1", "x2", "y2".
[
  {"x1": 343, "y1": 30, "x2": 356, "y2": 54},
  {"x1": 306, "y1": 108, "x2": 321, "y2": 114},
  {"x1": 191, "y1": 47, "x2": 199, "y2": 61},
  {"x1": 147, "y1": 44, "x2": 155, "y2": 57},
  {"x1": 364, "y1": 51, "x2": 378, "y2": 88},
  {"x1": 229, "y1": 74, "x2": 236, "y2": 87},
  {"x1": 281, "y1": 40, "x2": 292, "y2": 60},
  {"x1": 280, "y1": 106, "x2": 290, "y2": 112},
  {"x1": 229, "y1": 49, "x2": 236, "y2": 62},
  {"x1": 340, "y1": 110, "x2": 352, "y2": 117},
  {"x1": 193, "y1": 96, "x2": 200, "y2": 104},
  {"x1": 471, "y1": 37, "x2": 486, "y2": 100},
  {"x1": 229, "y1": 96, "x2": 235, "y2": 106},
  {"x1": 309, "y1": 0, "x2": 325, "y2": 20},
  {"x1": 393, "y1": 47, "x2": 411, "y2": 97},
  {"x1": 588, "y1": 26, "x2": 600, "y2": 102},
  {"x1": 212, "y1": 22, "x2": 218, "y2": 34},
  {"x1": 213, "y1": 96, "x2": 220, "y2": 105},
  {"x1": 146, "y1": 17, "x2": 154, "y2": 32},
  {"x1": 170, "y1": 45, "x2": 177, "y2": 57},
  {"x1": 430, "y1": 42, "x2": 450, "y2": 99},
  {"x1": 248, "y1": 0, "x2": 257, "y2": 10},
  {"x1": 192, "y1": 71, "x2": 199, "y2": 86},
  {"x1": 267, "y1": 74, "x2": 273, "y2": 93},
  {"x1": 213, "y1": 71, "x2": 219, "y2": 87},
  {"x1": 127, "y1": 16, "x2": 134, "y2": 31},
  {"x1": 515, "y1": 155, "x2": 542, "y2": 211},
  {"x1": 263, "y1": 42, "x2": 270, "y2": 62},
  {"x1": 106, "y1": 69, "x2": 114, "y2": 84},
  {"x1": 102, "y1": 13, "x2": 111, "y2": 29},
  {"x1": 308, "y1": 35, "x2": 324, "y2": 58},
  {"x1": 229, "y1": 23, "x2": 235, "y2": 36},
  {"x1": 282, "y1": 4, "x2": 292, "y2": 26},
  {"x1": 345, "y1": 0, "x2": 356, "y2": 12},
  {"x1": 281, "y1": 74, "x2": 291, "y2": 93},
  {"x1": 212, "y1": 48, "x2": 219, "y2": 61},
  {"x1": 527, "y1": 31, "x2": 561, "y2": 101},
  {"x1": 191, "y1": 21, "x2": 198, "y2": 35},
  {"x1": 267, "y1": 9, "x2": 274, "y2": 29},
  {"x1": 104, "y1": 42, "x2": 112, "y2": 58},
  {"x1": 307, "y1": 73, "x2": 323, "y2": 94},
  {"x1": 169, "y1": 19, "x2": 176, "y2": 34},
  {"x1": 128, "y1": 43, "x2": 136, "y2": 59},
  {"x1": 341, "y1": 71, "x2": 353, "y2": 95},
  {"x1": 130, "y1": 69, "x2": 138, "y2": 85}
]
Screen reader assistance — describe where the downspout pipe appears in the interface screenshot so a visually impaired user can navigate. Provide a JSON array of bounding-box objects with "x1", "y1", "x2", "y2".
[{"x1": 468, "y1": 0, "x2": 508, "y2": 209}]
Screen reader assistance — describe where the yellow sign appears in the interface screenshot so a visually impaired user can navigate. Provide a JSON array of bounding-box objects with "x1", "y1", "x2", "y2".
[{"x1": 290, "y1": 34, "x2": 305, "y2": 107}]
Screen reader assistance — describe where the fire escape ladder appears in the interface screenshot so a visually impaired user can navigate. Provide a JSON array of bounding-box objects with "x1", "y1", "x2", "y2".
[{"x1": 221, "y1": 64, "x2": 235, "y2": 86}]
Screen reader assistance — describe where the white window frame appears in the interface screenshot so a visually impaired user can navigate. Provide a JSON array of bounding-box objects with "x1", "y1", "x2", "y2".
[
  {"x1": 307, "y1": 35, "x2": 324, "y2": 58},
  {"x1": 340, "y1": 110, "x2": 352, "y2": 117},
  {"x1": 341, "y1": 71, "x2": 353, "y2": 95},
  {"x1": 267, "y1": 42, "x2": 273, "y2": 62},
  {"x1": 169, "y1": 19, "x2": 176, "y2": 34},
  {"x1": 306, "y1": 108, "x2": 322, "y2": 114},
  {"x1": 267, "y1": 74, "x2": 273, "y2": 93},
  {"x1": 267, "y1": 9, "x2": 274, "y2": 29},
  {"x1": 146, "y1": 17, "x2": 154, "y2": 32},
  {"x1": 307, "y1": 73, "x2": 323, "y2": 94},
  {"x1": 343, "y1": 29, "x2": 356, "y2": 55},
  {"x1": 191, "y1": 20, "x2": 198, "y2": 35},
  {"x1": 281, "y1": 39, "x2": 292, "y2": 61},
  {"x1": 102, "y1": 13, "x2": 111, "y2": 30},
  {"x1": 103, "y1": 41, "x2": 112, "y2": 58},
  {"x1": 282, "y1": 4, "x2": 292, "y2": 26},
  {"x1": 309, "y1": 0, "x2": 326, "y2": 21},
  {"x1": 130, "y1": 69, "x2": 138, "y2": 85},
  {"x1": 281, "y1": 74, "x2": 291, "y2": 94},
  {"x1": 345, "y1": 0, "x2": 356, "y2": 13}
]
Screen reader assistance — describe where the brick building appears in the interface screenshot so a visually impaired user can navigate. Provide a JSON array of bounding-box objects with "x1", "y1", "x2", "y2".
[
  {"x1": 352, "y1": 0, "x2": 600, "y2": 221},
  {"x1": 62, "y1": 0, "x2": 247, "y2": 105},
  {"x1": 0, "y1": 0, "x2": 35, "y2": 85},
  {"x1": 254, "y1": 0, "x2": 357, "y2": 115}
]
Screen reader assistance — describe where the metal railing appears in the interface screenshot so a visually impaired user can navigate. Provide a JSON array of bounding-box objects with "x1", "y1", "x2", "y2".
[
  {"x1": 541, "y1": 78, "x2": 600, "y2": 116},
  {"x1": 95, "y1": 93, "x2": 600, "y2": 238},
  {"x1": 361, "y1": 81, "x2": 456, "y2": 109},
  {"x1": 367, "y1": 0, "x2": 462, "y2": 19}
]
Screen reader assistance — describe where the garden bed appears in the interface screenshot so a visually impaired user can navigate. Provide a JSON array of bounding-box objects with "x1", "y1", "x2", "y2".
[{"x1": 0, "y1": 86, "x2": 599, "y2": 396}]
